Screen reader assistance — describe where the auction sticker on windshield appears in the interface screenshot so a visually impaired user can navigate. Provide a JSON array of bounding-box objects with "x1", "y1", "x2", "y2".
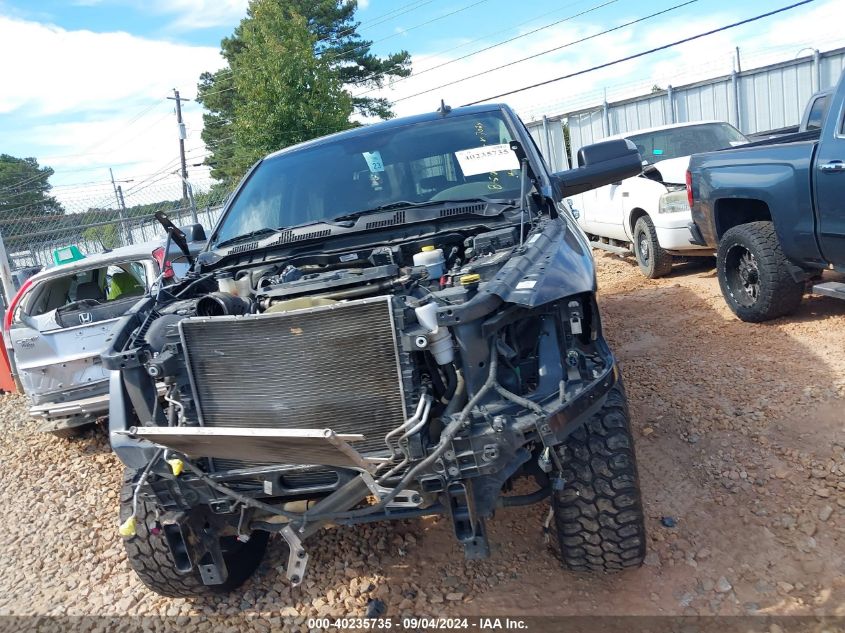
[
  {"x1": 455, "y1": 143, "x2": 519, "y2": 176},
  {"x1": 362, "y1": 151, "x2": 385, "y2": 172}
]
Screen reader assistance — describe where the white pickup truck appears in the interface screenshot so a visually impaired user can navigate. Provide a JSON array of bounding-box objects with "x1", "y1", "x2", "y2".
[{"x1": 569, "y1": 121, "x2": 747, "y2": 277}]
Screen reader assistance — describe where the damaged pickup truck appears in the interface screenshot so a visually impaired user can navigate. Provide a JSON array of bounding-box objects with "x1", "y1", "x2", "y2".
[{"x1": 104, "y1": 103, "x2": 647, "y2": 597}]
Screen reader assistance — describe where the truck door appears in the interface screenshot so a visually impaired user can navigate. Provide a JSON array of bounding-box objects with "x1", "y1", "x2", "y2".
[
  {"x1": 584, "y1": 182, "x2": 628, "y2": 241},
  {"x1": 813, "y1": 97, "x2": 845, "y2": 266}
]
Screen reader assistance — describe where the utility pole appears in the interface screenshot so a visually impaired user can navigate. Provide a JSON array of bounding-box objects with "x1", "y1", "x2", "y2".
[
  {"x1": 735, "y1": 46, "x2": 742, "y2": 73},
  {"x1": 109, "y1": 168, "x2": 133, "y2": 246},
  {"x1": 116, "y1": 185, "x2": 133, "y2": 245},
  {"x1": 168, "y1": 89, "x2": 190, "y2": 206},
  {"x1": 174, "y1": 172, "x2": 200, "y2": 225}
]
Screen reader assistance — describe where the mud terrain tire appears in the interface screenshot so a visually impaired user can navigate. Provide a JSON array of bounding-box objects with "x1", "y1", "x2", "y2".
[
  {"x1": 551, "y1": 383, "x2": 646, "y2": 572},
  {"x1": 120, "y1": 468, "x2": 269, "y2": 597}
]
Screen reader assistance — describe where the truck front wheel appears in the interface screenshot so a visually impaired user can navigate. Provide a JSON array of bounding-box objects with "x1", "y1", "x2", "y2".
[
  {"x1": 717, "y1": 221, "x2": 804, "y2": 322},
  {"x1": 633, "y1": 216, "x2": 674, "y2": 278},
  {"x1": 119, "y1": 468, "x2": 269, "y2": 597},
  {"x1": 550, "y1": 383, "x2": 646, "y2": 572}
]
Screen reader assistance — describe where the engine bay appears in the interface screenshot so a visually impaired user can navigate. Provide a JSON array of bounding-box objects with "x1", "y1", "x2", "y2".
[
  {"x1": 201, "y1": 224, "x2": 522, "y2": 310},
  {"x1": 145, "y1": 224, "x2": 534, "y2": 430}
]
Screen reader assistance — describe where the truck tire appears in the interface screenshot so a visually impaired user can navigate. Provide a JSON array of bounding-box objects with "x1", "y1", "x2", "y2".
[
  {"x1": 717, "y1": 221, "x2": 804, "y2": 322},
  {"x1": 633, "y1": 216, "x2": 674, "y2": 278},
  {"x1": 119, "y1": 468, "x2": 269, "y2": 597},
  {"x1": 551, "y1": 383, "x2": 646, "y2": 572}
]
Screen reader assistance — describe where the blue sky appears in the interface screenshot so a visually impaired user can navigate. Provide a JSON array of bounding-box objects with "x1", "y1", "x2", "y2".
[{"x1": 0, "y1": 0, "x2": 841, "y2": 208}]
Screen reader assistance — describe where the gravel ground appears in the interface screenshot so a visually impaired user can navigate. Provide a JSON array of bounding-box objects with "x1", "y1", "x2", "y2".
[{"x1": 0, "y1": 252, "x2": 844, "y2": 625}]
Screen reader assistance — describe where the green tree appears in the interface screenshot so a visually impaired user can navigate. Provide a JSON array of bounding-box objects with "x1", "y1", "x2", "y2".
[
  {"x1": 563, "y1": 122, "x2": 572, "y2": 169},
  {"x1": 300, "y1": 0, "x2": 412, "y2": 118},
  {"x1": 197, "y1": 0, "x2": 411, "y2": 181},
  {"x1": 83, "y1": 223, "x2": 120, "y2": 250},
  {"x1": 0, "y1": 154, "x2": 64, "y2": 219}
]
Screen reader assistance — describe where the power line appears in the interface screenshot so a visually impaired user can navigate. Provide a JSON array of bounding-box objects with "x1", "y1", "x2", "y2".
[
  {"x1": 195, "y1": 0, "x2": 488, "y2": 104},
  {"x1": 0, "y1": 171, "x2": 52, "y2": 195},
  {"x1": 463, "y1": 0, "x2": 817, "y2": 105},
  {"x1": 519, "y1": 32, "x2": 843, "y2": 120},
  {"x1": 309, "y1": 0, "x2": 439, "y2": 55},
  {"x1": 320, "y1": 0, "x2": 494, "y2": 65},
  {"x1": 3, "y1": 149, "x2": 218, "y2": 214},
  {"x1": 121, "y1": 145, "x2": 219, "y2": 198},
  {"x1": 343, "y1": 0, "x2": 438, "y2": 35},
  {"x1": 407, "y1": 0, "x2": 600, "y2": 66},
  {"x1": 0, "y1": 181, "x2": 116, "y2": 203},
  {"x1": 393, "y1": 0, "x2": 699, "y2": 103},
  {"x1": 44, "y1": 100, "x2": 169, "y2": 161},
  {"x1": 351, "y1": 0, "x2": 619, "y2": 99},
  {"x1": 122, "y1": 159, "x2": 185, "y2": 196}
]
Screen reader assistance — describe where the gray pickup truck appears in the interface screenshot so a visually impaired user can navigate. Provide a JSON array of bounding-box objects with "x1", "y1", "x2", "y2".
[{"x1": 687, "y1": 71, "x2": 845, "y2": 322}]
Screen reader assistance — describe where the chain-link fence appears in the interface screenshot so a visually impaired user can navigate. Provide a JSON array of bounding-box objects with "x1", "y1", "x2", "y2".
[{"x1": 0, "y1": 176, "x2": 234, "y2": 275}]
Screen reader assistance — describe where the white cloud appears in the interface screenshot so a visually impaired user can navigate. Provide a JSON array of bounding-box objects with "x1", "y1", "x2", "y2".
[
  {"x1": 0, "y1": 13, "x2": 225, "y2": 202},
  {"x1": 0, "y1": 16, "x2": 225, "y2": 116},
  {"x1": 149, "y1": 0, "x2": 249, "y2": 31},
  {"x1": 357, "y1": 0, "x2": 370, "y2": 10}
]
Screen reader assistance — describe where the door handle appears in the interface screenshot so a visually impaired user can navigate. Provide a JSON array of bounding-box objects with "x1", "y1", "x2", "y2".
[{"x1": 820, "y1": 161, "x2": 845, "y2": 172}]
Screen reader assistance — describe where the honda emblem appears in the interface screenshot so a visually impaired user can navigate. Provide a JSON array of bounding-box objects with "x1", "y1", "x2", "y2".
[{"x1": 78, "y1": 312, "x2": 93, "y2": 325}]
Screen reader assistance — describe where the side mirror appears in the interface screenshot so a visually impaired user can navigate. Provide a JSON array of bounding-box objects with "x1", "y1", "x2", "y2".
[
  {"x1": 179, "y1": 223, "x2": 207, "y2": 243},
  {"x1": 553, "y1": 139, "x2": 643, "y2": 197}
]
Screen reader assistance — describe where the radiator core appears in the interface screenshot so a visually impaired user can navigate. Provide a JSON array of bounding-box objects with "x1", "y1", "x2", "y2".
[{"x1": 179, "y1": 295, "x2": 406, "y2": 455}]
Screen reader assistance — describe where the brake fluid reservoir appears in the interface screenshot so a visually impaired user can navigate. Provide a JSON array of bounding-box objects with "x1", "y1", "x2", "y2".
[{"x1": 413, "y1": 246, "x2": 445, "y2": 279}]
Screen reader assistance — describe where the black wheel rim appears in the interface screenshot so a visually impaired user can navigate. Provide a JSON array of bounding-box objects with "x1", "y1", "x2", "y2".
[
  {"x1": 637, "y1": 230, "x2": 650, "y2": 265},
  {"x1": 724, "y1": 244, "x2": 760, "y2": 307}
]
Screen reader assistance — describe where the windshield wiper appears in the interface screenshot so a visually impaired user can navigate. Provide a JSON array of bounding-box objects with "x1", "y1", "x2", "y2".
[
  {"x1": 214, "y1": 227, "x2": 284, "y2": 249},
  {"x1": 333, "y1": 197, "x2": 517, "y2": 223}
]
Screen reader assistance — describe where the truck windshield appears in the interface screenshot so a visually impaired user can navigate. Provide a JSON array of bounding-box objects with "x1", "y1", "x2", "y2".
[
  {"x1": 626, "y1": 123, "x2": 747, "y2": 163},
  {"x1": 212, "y1": 111, "x2": 523, "y2": 247}
]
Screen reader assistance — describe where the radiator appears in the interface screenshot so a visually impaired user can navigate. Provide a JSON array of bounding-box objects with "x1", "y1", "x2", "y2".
[{"x1": 179, "y1": 295, "x2": 406, "y2": 456}]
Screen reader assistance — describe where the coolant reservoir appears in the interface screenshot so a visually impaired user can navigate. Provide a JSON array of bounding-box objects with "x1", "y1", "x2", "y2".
[
  {"x1": 216, "y1": 273, "x2": 238, "y2": 295},
  {"x1": 413, "y1": 246, "x2": 445, "y2": 279}
]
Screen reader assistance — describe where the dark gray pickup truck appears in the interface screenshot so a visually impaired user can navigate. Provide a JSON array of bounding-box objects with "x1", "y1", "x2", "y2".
[
  {"x1": 103, "y1": 104, "x2": 647, "y2": 598},
  {"x1": 688, "y1": 71, "x2": 845, "y2": 322}
]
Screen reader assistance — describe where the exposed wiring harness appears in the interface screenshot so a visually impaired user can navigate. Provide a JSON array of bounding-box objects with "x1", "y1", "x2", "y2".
[{"x1": 118, "y1": 448, "x2": 164, "y2": 537}]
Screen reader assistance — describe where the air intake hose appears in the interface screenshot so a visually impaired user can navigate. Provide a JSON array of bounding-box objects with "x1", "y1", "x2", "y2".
[{"x1": 195, "y1": 292, "x2": 250, "y2": 317}]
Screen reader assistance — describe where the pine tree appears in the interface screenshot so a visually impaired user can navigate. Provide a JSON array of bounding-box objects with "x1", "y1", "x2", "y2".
[{"x1": 197, "y1": 0, "x2": 411, "y2": 182}]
